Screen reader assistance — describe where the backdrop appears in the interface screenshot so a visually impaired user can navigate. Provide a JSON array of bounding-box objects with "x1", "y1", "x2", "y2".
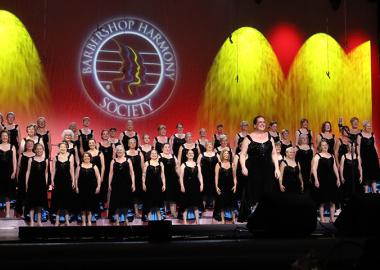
[{"x1": 0, "y1": 0, "x2": 378, "y2": 147}]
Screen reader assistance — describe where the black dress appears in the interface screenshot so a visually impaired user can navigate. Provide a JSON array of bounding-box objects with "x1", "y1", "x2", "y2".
[
  {"x1": 235, "y1": 133, "x2": 246, "y2": 154},
  {"x1": 315, "y1": 154, "x2": 338, "y2": 204},
  {"x1": 337, "y1": 138, "x2": 349, "y2": 162},
  {"x1": 342, "y1": 155, "x2": 362, "y2": 199},
  {"x1": 320, "y1": 133, "x2": 335, "y2": 155},
  {"x1": 297, "y1": 129, "x2": 313, "y2": 147},
  {"x1": 172, "y1": 135, "x2": 185, "y2": 157},
  {"x1": 51, "y1": 154, "x2": 73, "y2": 212},
  {"x1": 160, "y1": 154, "x2": 179, "y2": 203},
  {"x1": 213, "y1": 134, "x2": 221, "y2": 149},
  {"x1": 121, "y1": 132, "x2": 139, "y2": 150},
  {"x1": 271, "y1": 132, "x2": 280, "y2": 143},
  {"x1": 181, "y1": 163, "x2": 202, "y2": 209},
  {"x1": 26, "y1": 158, "x2": 48, "y2": 208},
  {"x1": 295, "y1": 146, "x2": 313, "y2": 193},
  {"x1": 216, "y1": 146, "x2": 233, "y2": 161},
  {"x1": 214, "y1": 162, "x2": 235, "y2": 210},
  {"x1": 98, "y1": 143, "x2": 113, "y2": 204},
  {"x1": 154, "y1": 137, "x2": 169, "y2": 154},
  {"x1": 108, "y1": 159, "x2": 133, "y2": 216},
  {"x1": 139, "y1": 146, "x2": 152, "y2": 162},
  {"x1": 79, "y1": 129, "x2": 93, "y2": 153},
  {"x1": 38, "y1": 131, "x2": 50, "y2": 160},
  {"x1": 236, "y1": 153, "x2": 248, "y2": 202},
  {"x1": 281, "y1": 160, "x2": 302, "y2": 193},
  {"x1": 197, "y1": 140, "x2": 207, "y2": 154},
  {"x1": 7, "y1": 125, "x2": 19, "y2": 153},
  {"x1": 180, "y1": 144, "x2": 199, "y2": 164},
  {"x1": 200, "y1": 153, "x2": 218, "y2": 202},
  {"x1": 359, "y1": 133, "x2": 380, "y2": 184},
  {"x1": 77, "y1": 165, "x2": 97, "y2": 211},
  {"x1": 246, "y1": 134, "x2": 274, "y2": 204},
  {"x1": 127, "y1": 153, "x2": 143, "y2": 203},
  {"x1": 0, "y1": 145, "x2": 14, "y2": 199},
  {"x1": 16, "y1": 153, "x2": 33, "y2": 214},
  {"x1": 280, "y1": 140, "x2": 292, "y2": 157},
  {"x1": 144, "y1": 161, "x2": 164, "y2": 210}
]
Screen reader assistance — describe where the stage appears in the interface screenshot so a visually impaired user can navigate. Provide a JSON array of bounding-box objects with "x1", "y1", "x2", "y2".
[{"x1": 0, "y1": 216, "x2": 376, "y2": 269}]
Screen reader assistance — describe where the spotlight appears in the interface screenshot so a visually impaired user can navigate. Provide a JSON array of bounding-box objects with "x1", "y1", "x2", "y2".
[
  {"x1": 229, "y1": 34, "x2": 233, "y2": 44},
  {"x1": 326, "y1": 71, "x2": 330, "y2": 79}
]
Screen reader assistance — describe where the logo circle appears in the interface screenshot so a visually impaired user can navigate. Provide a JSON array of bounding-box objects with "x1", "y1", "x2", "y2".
[{"x1": 79, "y1": 17, "x2": 177, "y2": 119}]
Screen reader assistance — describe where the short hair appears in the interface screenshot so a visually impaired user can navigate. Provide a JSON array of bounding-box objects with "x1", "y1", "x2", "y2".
[
  {"x1": 216, "y1": 123, "x2": 224, "y2": 129},
  {"x1": 109, "y1": 127, "x2": 117, "y2": 132},
  {"x1": 300, "y1": 118, "x2": 308, "y2": 125},
  {"x1": 6, "y1": 112, "x2": 15, "y2": 118},
  {"x1": 58, "y1": 141, "x2": 69, "y2": 149},
  {"x1": 362, "y1": 120, "x2": 370, "y2": 128},
  {"x1": 158, "y1": 124, "x2": 166, "y2": 131},
  {"x1": 185, "y1": 132, "x2": 192, "y2": 139},
  {"x1": 26, "y1": 123, "x2": 37, "y2": 131},
  {"x1": 298, "y1": 134, "x2": 309, "y2": 145},
  {"x1": 0, "y1": 130, "x2": 10, "y2": 141},
  {"x1": 281, "y1": 129, "x2": 289, "y2": 136},
  {"x1": 115, "y1": 145, "x2": 125, "y2": 153},
  {"x1": 82, "y1": 151, "x2": 92, "y2": 161},
  {"x1": 128, "y1": 138, "x2": 137, "y2": 146},
  {"x1": 61, "y1": 129, "x2": 74, "y2": 139},
  {"x1": 33, "y1": 143, "x2": 45, "y2": 152},
  {"x1": 350, "y1": 117, "x2": 359, "y2": 124},
  {"x1": 220, "y1": 149, "x2": 231, "y2": 161},
  {"x1": 269, "y1": 121, "x2": 277, "y2": 127},
  {"x1": 176, "y1": 123, "x2": 184, "y2": 128},
  {"x1": 240, "y1": 121, "x2": 249, "y2": 127},
  {"x1": 253, "y1": 115, "x2": 264, "y2": 125},
  {"x1": 82, "y1": 116, "x2": 90, "y2": 121},
  {"x1": 321, "y1": 121, "x2": 332, "y2": 133}
]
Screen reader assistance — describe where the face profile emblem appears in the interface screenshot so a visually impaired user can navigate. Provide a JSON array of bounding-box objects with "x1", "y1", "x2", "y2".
[{"x1": 80, "y1": 17, "x2": 177, "y2": 119}]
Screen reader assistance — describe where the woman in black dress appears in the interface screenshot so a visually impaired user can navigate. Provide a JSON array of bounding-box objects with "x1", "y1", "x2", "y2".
[
  {"x1": 178, "y1": 132, "x2": 200, "y2": 164},
  {"x1": 25, "y1": 143, "x2": 48, "y2": 226},
  {"x1": 234, "y1": 144, "x2": 248, "y2": 204},
  {"x1": 68, "y1": 122, "x2": 81, "y2": 158},
  {"x1": 213, "y1": 124, "x2": 225, "y2": 150},
  {"x1": 0, "y1": 130, "x2": 17, "y2": 218},
  {"x1": 108, "y1": 145, "x2": 135, "y2": 225},
  {"x1": 78, "y1": 117, "x2": 94, "y2": 156},
  {"x1": 120, "y1": 119, "x2": 139, "y2": 151},
  {"x1": 235, "y1": 121, "x2": 249, "y2": 154},
  {"x1": 62, "y1": 129, "x2": 80, "y2": 169},
  {"x1": 312, "y1": 140, "x2": 341, "y2": 223},
  {"x1": 179, "y1": 150, "x2": 203, "y2": 224},
  {"x1": 143, "y1": 150, "x2": 166, "y2": 221},
  {"x1": 335, "y1": 126, "x2": 350, "y2": 168},
  {"x1": 16, "y1": 139, "x2": 35, "y2": 216},
  {"x1": 160, "y1": 143, "x2": 179, "y2": 218},
  {"x1": 4, "y1": 112, "x2": 21, "y2": 154},
  {"x1": 295, "y1": 134, "x2": 314, "y2": 195},
  {"x1": 170, "y1": 123, "x2": 186, "y2": 157},
  {"x1": 126, "y1": 138, "x2": 144, "y2": 217},
  {"x1": 268, "y1": 121, "x2": 280, "y2": 143},
  {"x1": 239, "y1": 115, "x2": 280, "y2": 222},
  {"x1": 316, "y1": 121, "x2": 336, "y2": 155},
  {"x1": 280, "y1": 129, "x2": 292, "y2": 157},
  {"x1": 198, "y1": 142, "x2": 218, "y2": 209},
  {"x1": 51, "y1": 142, "x2": 75, "y2": 226},
  {"x1": 109, "y1": 127, "x2": 121, "y2": 147},
  {"x1": 340, "y1": 143, "x2": 363, "y2": 202},
  {"x1": 139, "y1": 134, "x2": 153, "y2": 162},
  {"x1": 358, "y1": 121, "x2": 380, "y2": 193},
  {"x1": 279, "y1": 147, "x2": 303, "y2": 193},
  {"x1": 98, "y1": 130, "x2": 114, "y2": 209},
  {"x1": 216, "y1": 135, "x2": 233, "y2": 161},
  {"x1": 75, "y1": 152, "x2": 101, "y2": 226},
  {"x1": 154, "y1": 125, "x2": 169, "y2": 154},
  {"x1": 214, "y1": 149, "x2": 237, "y2": 224},
  {"x1": 196, "y1": 128, "x2": 208, "y2": 154},
  {"x1": 20, "y1": 124, "x2": 42, "y2": 153},
  {"x1": 36, "y1": 117, "x2": 51, "y2": 161},
  {"x1": 296, "y1": 118, "x2": 313, "y2": 148}
]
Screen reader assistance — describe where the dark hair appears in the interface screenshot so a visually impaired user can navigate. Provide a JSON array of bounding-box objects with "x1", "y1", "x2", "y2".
[
  {"x1": 269, "y1": 121, "x2": 277, "y2": 127},
  {"x1": 216, "y1": 124, "x2": 224, "y2": 129},
  {"x1": 58, "y1": 141, "x2": 69, "y2": 149},
  {"x1": 109, "y1": 127, "x2": 117, "y2": 131},
  {"x1": 253, "y1": 115, "x2": 265, "y2": 125},
  {"x1": 350, "y1": 117, "x2": 359, "y2": 124},
  {"x1": 300, "y1": 118, "x2": 308, "y2": 125},
  {"x1": 33, "y1": 143, "x2": 45, "y2": 152},
  {"x1": 321, "y1": 121, "x2": 332, "y2": 133},
  {"x1": 82, "y1": 151, "x2": 93, "y2": 162},
  {"x1": 0, "y1": 130, "x2": 9, "y2": 138}
]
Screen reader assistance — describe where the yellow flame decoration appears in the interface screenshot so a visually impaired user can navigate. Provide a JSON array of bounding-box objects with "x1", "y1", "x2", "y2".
[
  {"x1": 0, "y1": 10, "x2": 49, "y2": 115},
  {"x1": 197, "y1": 28, "x2": 371, "y2": 141}
]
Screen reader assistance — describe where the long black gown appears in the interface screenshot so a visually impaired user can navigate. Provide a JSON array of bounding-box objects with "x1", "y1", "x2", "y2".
[
  {"x1": 200, "y1": 153, "x2": 218, "y2": 204},
  {"x1": 51, "y1": 154, "x2": 73, "y2": 212},
  {"x1": 108, "y1": 159, "x2": 133, "y2": 217},
  {"x1": 7, "y1": 125, "x2": 19, "y2": 154},
  {"x1": 180, "y1": 144, "x2": 199, "y2": 164},
  {"x1": 172, "y1": 135, "x2": 186, "y2": 158},
  {"x1": 280, "y1": 140, "x2": 292, "y2": 157},
  {"x1": 359, "y1": 133, "x2": 380, "y2": 185},
  {"x1": 235, "y1": 133, "x2": 246, "y2": 154},
  {"x1": 181, "y1": 163, "x2": 202, "y2": 209},
  {"x1": 154, "y1": 137, "x2": 169, "y2": 154},
  {"x1": 98, "y1": 143, "x2": 113, "y2": 204},
  {"x1": 0, "y1": 145, "x2": 14, "y2": 199},
  {"x1": 342, "y1": 155, "x2": 362, "y2": 200},
  {"x1": 281, "y1": 160, "x2": 302, "y2": 193},
  {"x1": 160, "y1": 155, "x2": 179, "y2": 203},
  {"x1": 214, "y1": 162, "x2": 235, "y2": 212},
  {"x1": 79, "y1": 129, "x2": 93, "y2": 153},
  {"x1": 16, "y1": 154, "x2": 34, "y2": 215},
  {"x1": 315, "y1": 154, "x2": 338, "y2": 204},
  {"x1": 26, "y1": 158, "x2": 48, "y2": 209},
  {"x1": 127, "y1": 153, "x2": 143, "y2": 203},
  {"x1": 295, "y1": 146, "x2": 313, "y2": 194},
  {"x1": 144, "y1": 161, "x2": 164, "y2": 210},
  {"x1": 77, "y1": 165, "x2": 97, "y2": 212}
]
